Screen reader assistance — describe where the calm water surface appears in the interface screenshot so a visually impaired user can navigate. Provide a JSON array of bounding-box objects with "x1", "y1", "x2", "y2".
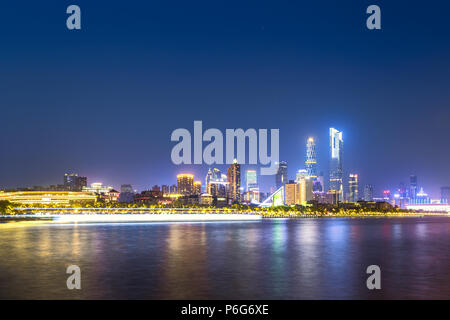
[{"x1": 0, "y1": 216, "x2": 449, "y2": 299}]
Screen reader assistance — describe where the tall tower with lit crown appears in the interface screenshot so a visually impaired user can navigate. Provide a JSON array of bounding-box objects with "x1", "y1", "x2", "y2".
[
  {"x1": 305, "y1": 137, "x2": 317, "y2": 179},
  {"x1": 227, "y1": 159, "x2": 241, "y2": 203},
  {"x1": 177, "y1": 174, "x2": 194, "y2": 195},
  {"x1": 329, "y1": 128, "x2": 343, "y2": 202}
]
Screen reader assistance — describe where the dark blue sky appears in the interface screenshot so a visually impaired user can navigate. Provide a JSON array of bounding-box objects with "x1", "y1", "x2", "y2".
[{"x1": 1, "y1": 1, "x2": 449, "y2": 197}]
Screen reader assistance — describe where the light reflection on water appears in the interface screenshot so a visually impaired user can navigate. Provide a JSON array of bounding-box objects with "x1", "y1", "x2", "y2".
[{"x1": 0, "y1": 217, "x2": 449, "y2": 299}]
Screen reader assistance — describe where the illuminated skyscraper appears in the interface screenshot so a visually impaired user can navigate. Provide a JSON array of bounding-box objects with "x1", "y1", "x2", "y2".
[
  {"x1": 177, "y1": 174, "x2": 194, "y2": 195},
  {"x1": 412, "y1": 188, "x2": 431, "y2": 204},
  {"x1": 227, "y1": 159, "x2": 241, "y2": 203},
  {"x1": 364, "y1": 184, "x2": 373, "y2": 201},
  {"x1": 295, "y1": 169, "x2": 308, "y2": 183},
  {"x1": 314, "y1": 172, "x2": 324, "y2": 193},
  {"x1": 205, "y1": 168, "x2": 221, "y2": 189},
  {"x1": 305, "y1": 137, "x2": 317, "y2": 179},
  {"x1": 206, "y1": 168, "x2": 228, "y2": 196},
  {"x1": 275, "y1": 161, "x2": 288, "y2": 189},
  {"x1": 64, "y1": 173, "x2": 87, "y2": 191},
  {"x1": 288, "y1": 171, "x2": 313, "y2": 205},
  {"x1": 348, "y1": 174, "x2": 358, "y2": 202},
  {"x1": 329, "y1": 128, "x2": 343, "y2": 202},
  {"x1": 161, "y1": 185, "x2": 169, "y2": 195},
  {"x1": 194, "y1": 181, "x2": 202, "y2": 195},
  {"x1": 245, "y1": 170, "x2": 258, "y2": 191},
  {"x1": 409, "y1": 175, "x2": 418, "y2": 201}
]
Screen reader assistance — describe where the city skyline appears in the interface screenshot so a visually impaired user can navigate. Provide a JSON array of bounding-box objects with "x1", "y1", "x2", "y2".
[
  {"x1": 2, "y1": 126, "x2": 448, "y2": 202},
  {"x1": 1, "y1": 2, "x2": 450, "y2": 198}
]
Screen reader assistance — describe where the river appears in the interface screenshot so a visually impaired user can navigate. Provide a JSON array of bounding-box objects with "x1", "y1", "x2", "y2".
[{"x1": 0, "y1": 216, "x2": 448, "y2": 299}]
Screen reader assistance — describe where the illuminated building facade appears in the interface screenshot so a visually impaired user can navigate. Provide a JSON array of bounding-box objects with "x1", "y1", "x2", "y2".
[
  {"x1": 161, "y1": 185, "x2": 169, "y2": 195},
  {"x1": 209, "y1": 181, "x2": 228, "y2": 197},
  {"x1": 206, "y1": 168, "x2": 228, "y2": 197},
  {"x1": 348, "y1": 174, "x2": 358, "y2": 202},
  {"x1": 409, "y1": 175, "x2": 418, "y2": 201},
  {"x1": 83, "y1": 182, "x2": 113, "y2": 194},
  {"x1": 243, "y1": 189, "x2": 260, "y2": 203},
  {"x1": 100, "y1": 189, "x2": 120, "y2": 203},
  {"x1": 314, "y1": 172, "x2": 324, "y2": 193},
  {"x1": 329, "y1": 128, "x2": 343, "y2": 202},
  {"x1": 364, "y1": 184, "x2": 373, "y2": 201},
  {"x1": 227, "y1": 159, "x2": 241, "y2": 203},
  {"x1": 194, "y1": 181, "x2": 202, "y2": 195},
  {"x1": 64, "y1": 173, "x2": 87, "y2": 191},
  {"x1": 296, "y1": 169, "x2": 308, "y2": 183},
  {"x1": 275, "y1": 161, "x2": 288, "y2": 189},
  {"x1": 305, "y1": 137, "x2": 317, "y2": 179},
  {"x1": 298, "y1": 174, "x2": 314, "y2": 205},
  {"x1": 406, "y1": 203, "x2": 450, "y2": 213},
  {"x1": 0, "y1": 190, "x2": 96, "y2": 205},
  {"x1": 271, "y1": 187, "x2": 284, "y2": 207},
  {"x1": 410, "y1": 188, "x2": 431, "y2": 204},
  {"x1": 245, "y1": 170, "x2": 258, "y2": 191},
  {"x1": 441, "y1": 186, "x2": 450, "y2": 204},
  {"x1": 169, "y1": 184, "x2": 177, "y2": 193},
  {"x1": 205, "y1": 168, "x2": 221, "y2": 188},
  {"x1": 177, "y1": 174, "x2": 194, "y2": 195}
]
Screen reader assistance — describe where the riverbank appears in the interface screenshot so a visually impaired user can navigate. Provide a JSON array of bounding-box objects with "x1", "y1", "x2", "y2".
[{"x1": 0, "y1": 213, "x2": 263, "y2": 223}]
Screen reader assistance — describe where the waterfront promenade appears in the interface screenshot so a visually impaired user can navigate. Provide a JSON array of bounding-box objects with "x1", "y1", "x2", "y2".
[{"x1": 5, "y1": 207, "x2": 447, "y2": 218}]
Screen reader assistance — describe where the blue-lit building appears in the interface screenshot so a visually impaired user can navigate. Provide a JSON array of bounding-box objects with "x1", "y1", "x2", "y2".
[
  {"x1": 409, "y1": 175, "x2": 418, "y2": 201},
  {"x1": 409, "y1": 187, "x2": 431, "y2": 204},
  {"x1": 329, "y1": 128, "x2": 343, "y2": 202},
  {"x1": 305, "y1": 137, "x2": 317, "y2": 178}
]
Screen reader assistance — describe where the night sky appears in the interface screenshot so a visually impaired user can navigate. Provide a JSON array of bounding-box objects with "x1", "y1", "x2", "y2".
[{"x1": 1, "y1": 1, "x2": 449, "y2": 197}]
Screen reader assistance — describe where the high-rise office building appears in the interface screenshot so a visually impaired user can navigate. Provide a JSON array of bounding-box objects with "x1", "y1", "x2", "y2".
[
  {"x1": 409, "y1": 175, "x2": 418, "y2": 201},
  {"x1": 206, "y1": 168, "x2": 222, "y2": 191},
  {"x1": 194, "y1": 181, "x2": 202, "y2": 195},
  {"x1": 245, "y1": 170, "x2": 258, "y2": 191},
  {"x1": 243, "y1": 169, "x2": 259, "y2": 203},
  {"x1": 329, "y1": 128, "x2": 343, "y2": 202},
  {"x1": 305, "y1": 137, "x2": 317, "y2": 179},
  {"x1": 296, "y1": 169, "x2": 308, "y2": 183},
  {"x1": 64, "y1": 173, "x2": 87, "y2": 191},
  {"x1": 314, "y1": 172, "x2": 324, "y2": 193},
  {"x1": 275, "y1": 161, "x2": 288, "y2": 189},
  {"x1": 348, "y1": 174, "x2": 358, "y2": 202},
  {"x1": 285, "y1": 179, "x2": 313, "y2": 206},
  {"x1": 441, "y1": 186, "x2": 450, "y2": 204},
  {"x1": 209, "y1": 181, "x2": 228, "y2": 197},
  {"x1": 177, "y1": 174, "x2": 194, "y2": 195},
  {"x1": 206, "y1": 168, "x2": 228, "y2": 196},
  {"x1": 412, "y1": 188, "x2": 431, "y2": 204},
  {"x1": 161, "y1": 185, "x2": 169, "y2": 195},
  {"x1": 364, "y1": 184, "x2": 373, "y2": 201},
  {"x1": 227, "y1": 159, "x2": 241, "y2": 203},
  {"x1": 169, "y1": 184, "x2": 177, "y2": 194}
]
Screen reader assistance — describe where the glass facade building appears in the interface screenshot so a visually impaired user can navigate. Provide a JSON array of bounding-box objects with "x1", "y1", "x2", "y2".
[
  {"x1": 348, "y1": 174, "x2": 358, "y2": 202},
  {"x1": 275, "y1": 161, "x2": 288, "y2": 189},
  {"x1": 329, "y1": 128, "x2": 343, "y2": 202},
  {"x1": 305, "y1": 137, "x2": 317, "y2": 179}
]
